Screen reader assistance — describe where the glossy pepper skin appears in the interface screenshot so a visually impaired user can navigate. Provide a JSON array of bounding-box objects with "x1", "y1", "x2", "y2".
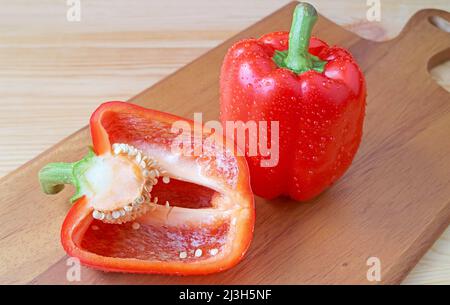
[
  {"x1": 220, "y1": 3, "x2": 366, "y2": 201},
  {"x1": 39, "y1": 102, "x2": 254, "y2": 275}
]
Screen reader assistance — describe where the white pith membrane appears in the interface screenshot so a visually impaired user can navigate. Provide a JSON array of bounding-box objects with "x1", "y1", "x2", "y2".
[{"x1": 77, "y1": 142, "x2": 249, "y2": 263}]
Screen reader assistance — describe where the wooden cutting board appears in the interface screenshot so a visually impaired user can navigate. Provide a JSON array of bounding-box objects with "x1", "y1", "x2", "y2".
[{"x1": 1, "y1": 1, "x2": 449, "y2": 284}]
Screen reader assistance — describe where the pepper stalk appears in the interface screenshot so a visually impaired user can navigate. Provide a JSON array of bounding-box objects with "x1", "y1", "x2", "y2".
[
  {"x1": 273, "y1": 2, "x2": 326, "y2": 74},
  {"x1": 38, "y1": 148, "x2": 97, "y2": 202}
]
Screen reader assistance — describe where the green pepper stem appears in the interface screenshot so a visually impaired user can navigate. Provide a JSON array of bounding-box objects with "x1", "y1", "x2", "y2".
[
  {"x1": 283, "y1": 2, "x2": 318, "y2": 73},
  {"x1": 38, "y1": 162, "x2": 75, "y2": 195}
]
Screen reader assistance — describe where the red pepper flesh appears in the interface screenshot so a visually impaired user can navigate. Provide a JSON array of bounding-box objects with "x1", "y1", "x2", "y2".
[{"x1": 40, "y1": 102, "x2": 254, "y2": 275}]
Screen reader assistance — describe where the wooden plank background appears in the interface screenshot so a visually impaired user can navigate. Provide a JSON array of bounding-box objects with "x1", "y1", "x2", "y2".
[{"x1": 0, "y1": 0, "x2": 449, "y2": 284}]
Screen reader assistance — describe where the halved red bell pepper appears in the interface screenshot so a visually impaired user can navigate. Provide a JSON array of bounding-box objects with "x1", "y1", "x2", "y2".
[
  {"x1": 220, "y1": 3, "x2": 366, "y2": 201},
  {"x1": 39, "y1": 102, "x2": 254, "y2": 275}
]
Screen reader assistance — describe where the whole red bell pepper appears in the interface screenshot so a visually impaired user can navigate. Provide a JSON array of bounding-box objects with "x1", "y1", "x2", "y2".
[
  {"x1": 39, "y1": 102, "x2": 254, "y2": 274},
  {"x1": 220, "y1": 3, "x2": 366, "y2": 201}
]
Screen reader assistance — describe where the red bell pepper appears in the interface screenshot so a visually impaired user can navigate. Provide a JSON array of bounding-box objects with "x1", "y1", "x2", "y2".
[
  {"x1": 220, "y1": 3, "x2": 366, "y2": 201},
  {"x1": 39, "y1": 102, "x2": 254, "y2": 274}
]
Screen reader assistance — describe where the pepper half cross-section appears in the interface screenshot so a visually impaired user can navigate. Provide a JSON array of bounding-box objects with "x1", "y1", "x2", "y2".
[{"x1": 39, "y1": 102, "x2": 254, "y2": 275}]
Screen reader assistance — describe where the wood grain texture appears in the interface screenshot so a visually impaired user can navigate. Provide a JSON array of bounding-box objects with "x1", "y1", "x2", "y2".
[
  {"x1": 2, "y1": 0, "x2": 450, "y2": 178},
  {"x1": 0, "y1": 0, "x2": 450, "y2": 284}
]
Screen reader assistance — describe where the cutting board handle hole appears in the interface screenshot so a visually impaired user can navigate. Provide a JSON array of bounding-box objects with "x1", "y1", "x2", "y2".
[
  {"x1": 429, "y1": 16, "x2": 450, "y2": 33},
  {"x1": 428, "y1": 49, "x2": 450, "y2": 93}
]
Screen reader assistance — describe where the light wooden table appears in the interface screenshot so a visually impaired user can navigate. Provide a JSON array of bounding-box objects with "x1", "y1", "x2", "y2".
[{"x1": 0, "y1": 0, "x2": 449, "y2": 284}]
